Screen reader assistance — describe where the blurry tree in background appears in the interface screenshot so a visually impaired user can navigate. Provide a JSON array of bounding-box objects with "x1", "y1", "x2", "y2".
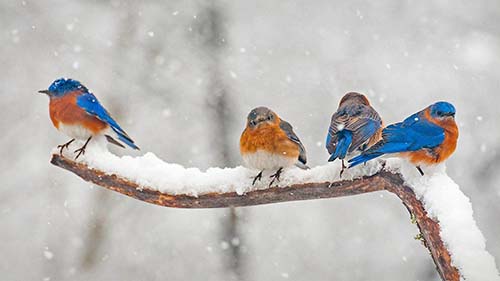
[{"x1": 194, "y1": 2, "x2": 245, "y2": 280}]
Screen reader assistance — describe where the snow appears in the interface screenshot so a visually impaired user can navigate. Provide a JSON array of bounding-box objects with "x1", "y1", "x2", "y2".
[
  {"x1": 43, "y1": 249, "x2": 54, "y2": 260},
  {"x1": 385, "y1": 159, "x2": 500, "y2": 281},
  {"x1": 54, "y1": 137, "x2": 380, "y2": 196},
  {"x1": 55, "y1": 138, "x2": 499, "y2": 280}
]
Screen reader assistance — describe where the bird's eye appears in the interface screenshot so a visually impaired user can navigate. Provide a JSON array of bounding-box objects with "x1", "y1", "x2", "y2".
[
  {"x1": 267, "y1": 115, "x2": 273, "y2": 121},
  {"x1": 436, "y1": 111, "x2": 443, "y2": 116}
]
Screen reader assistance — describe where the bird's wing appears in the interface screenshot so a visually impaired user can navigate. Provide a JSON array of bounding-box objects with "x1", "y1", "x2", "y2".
[
  {"x1": 345, "y1": 108, "x2": 382, "y2": 152},
  {"x1": 327, "y1": 104, "x2": 382, "y2": 153},
  {"x1": 348, "y1": 112, "x2": 444, "y2": 167},
  {"x1": 76, "y1": 92, "x2": 139, "y2": 150},
  {"x1": 279, "y1": 119, "x2": 307, "y2": 165},
  {"x1": 366, "y1": 112, "x2": 445, "y2": 155},
  {"x1": 326, "y1": 111, "x2": 349, "y2": 150}
]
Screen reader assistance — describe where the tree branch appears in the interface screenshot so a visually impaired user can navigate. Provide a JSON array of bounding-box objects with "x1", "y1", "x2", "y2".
[{"x1": 50, "y1": 154, "x2": 460, "y2": 281}]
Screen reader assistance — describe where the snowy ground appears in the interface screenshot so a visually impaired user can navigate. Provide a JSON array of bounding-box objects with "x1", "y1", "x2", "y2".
[{"x1": 61, "y1": 139, "x2": 500, "y2": 281}]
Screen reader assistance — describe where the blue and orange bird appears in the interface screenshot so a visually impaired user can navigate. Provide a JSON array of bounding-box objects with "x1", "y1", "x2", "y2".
[
  {"x1": 240, "y1": 107, "x2": 307, "y2": 186},
  {"x1": 39, "y1": 78, "x2": 139, "y2": 159},
  {"x1": 349, "y1": 101, "x2": 458, "y2": 175},
  {"x1": 326, "y1": 92, "x2": 383, "y2": 176}
]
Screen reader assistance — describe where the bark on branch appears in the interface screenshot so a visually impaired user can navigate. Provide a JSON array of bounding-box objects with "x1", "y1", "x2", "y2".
[{"x1": 50, "y1": 154, "x2": 460, "y2": 281}]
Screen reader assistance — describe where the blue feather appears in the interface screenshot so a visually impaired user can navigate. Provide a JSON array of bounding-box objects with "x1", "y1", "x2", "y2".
[
  {"x1": 76, "y1": 92, "x2": 139, "y2": 150},
  {"x1": 348, "y1": 152, "x2": 383, "y2": 167},
  {"x1": 326, "y1": 100, "x2": 382, "y2": 162},
  {"x1": 325, "y1": 133, "x2": 332, "y2": 150},
  {"x1": 348, "y1": 119, "x2": 378, "y2": 153},
  {"x1": 348, "y1": 112, "x2": 445, "y2": 167},
  {"x1": 328, "y1": 130, "x2": 352, "y2": 161}
]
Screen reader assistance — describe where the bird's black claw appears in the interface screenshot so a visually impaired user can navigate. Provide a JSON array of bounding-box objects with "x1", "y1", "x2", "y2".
[
  {"x1": 416, "y1": 166, "x2": 425, "y2": 176},
  {"x1": 252, "y1": 170, "x2": 263, "y2": 185},
  {"x1": 339, "y1": 159, "x2": 347, "y2": 178},
  {"x1": 269, "y1": 167, "x2": 283, "y2": 187},
  {"x1": 73, "y1": 137, "x2": 92, "y2": 160},
  {"x1": 74, "y1": 148, "x2": 85, "y2": 160},
  {"x1": 57, "y1": 139, "x2": 75, "y2": 156}
]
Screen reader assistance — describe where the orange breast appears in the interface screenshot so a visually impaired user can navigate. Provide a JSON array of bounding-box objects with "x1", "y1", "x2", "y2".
[
  {"x1": 401, "y1": 110, "x2": 458, "y2": 165},
  {"x1": 240, "y1": 123, "x2": 300, "y2": 159},
  {"x1": 49, "y1": 92, "x2": 108, "y2": 134}
]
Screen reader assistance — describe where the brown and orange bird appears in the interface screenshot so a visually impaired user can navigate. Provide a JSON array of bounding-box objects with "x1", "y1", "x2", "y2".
[
  {"x1": 326, "y1": 92, "x2": 383, "y2": 176},
  {"x1": 240, "y1": 107, "x2": 307, "y2": 186}
]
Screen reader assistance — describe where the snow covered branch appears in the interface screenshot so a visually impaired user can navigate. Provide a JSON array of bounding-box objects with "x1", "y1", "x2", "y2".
[{"x1": 50, "y1": 153, "x2": 462, "y2": 280}]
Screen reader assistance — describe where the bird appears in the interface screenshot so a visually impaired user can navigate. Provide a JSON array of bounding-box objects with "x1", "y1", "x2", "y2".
[
  {"x1": 39, "y1": 78, "x2": 139, "y2": 159},
  {"x1": 326, "y1": 92, "x2": 383, "y2": 176},
  {"x1": 348, "y1": 101, "x2": 458, "y2": 175},
  {"x1": 240, "y1": 107, "x2": 307, "y2": 186}
]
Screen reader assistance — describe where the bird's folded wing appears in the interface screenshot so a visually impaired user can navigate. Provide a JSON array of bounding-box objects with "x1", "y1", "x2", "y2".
[
  {"x1": 279, "y1": 119, "x2": 307, "y2": 165},
  {"x1": 327, "y1": 105, "x2": 382, "y2": 153},
  {"x1": 76, "y1": 92, "x2": 138, "y2": 150},
  {"x1": 367, "y1": 116, "x2": 445, "y2": 154}
]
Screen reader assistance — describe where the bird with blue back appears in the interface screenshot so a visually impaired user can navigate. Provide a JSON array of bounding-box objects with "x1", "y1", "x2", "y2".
[
  {"x1": 326, "y1": 92, "x2": 383, "y2": 176},
  {"x1": 39, "y1": 78, "x2": 139, "y2": 159},
  {"x1": 348, "y1": 101, "x2": 458, "y2": 175},
  {"x1": 240, "y1": 107, "x2": 307, "y2": 186}
]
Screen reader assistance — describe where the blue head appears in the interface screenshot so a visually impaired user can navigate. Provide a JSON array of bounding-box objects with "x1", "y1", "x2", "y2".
[
  {"x1": 38, "y1": 78, "x2": 88, "y2": 97},
  {"x1": 430, "y1": 101, "x2": 456, "y2": 119}
]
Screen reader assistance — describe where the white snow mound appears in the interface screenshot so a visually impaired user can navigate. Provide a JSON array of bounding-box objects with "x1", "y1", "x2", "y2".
[{"x1": 386, "y1": 159, "x2": 500, "y2": 281}]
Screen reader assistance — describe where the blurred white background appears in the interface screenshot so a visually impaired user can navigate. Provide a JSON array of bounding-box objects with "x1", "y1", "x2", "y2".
[{"x1": 1, "y1": 0, "x2": 499, "y2": 280}]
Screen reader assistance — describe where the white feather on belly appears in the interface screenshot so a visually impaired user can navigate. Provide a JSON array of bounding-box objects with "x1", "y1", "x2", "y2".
[
  {"x1": 242, "y1": 150, "x2": 297, "y2": 170},
  {"x1": 58, "y1": 123, "x2": 101, "y2": 140}
]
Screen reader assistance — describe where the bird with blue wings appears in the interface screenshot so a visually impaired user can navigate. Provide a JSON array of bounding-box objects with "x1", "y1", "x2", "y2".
[
  {"x1": 348, "y1": 101, "x2": 458, "y2": 175},
  {"x1": 39, "y1": 78, "x2": 139, "y2": 159},
  {"x1": 240, "y1": 107, "x2": 307, "y2": 186},
  {"x1": 326, "y1": 92, "x2": 383, "y2": 176}
]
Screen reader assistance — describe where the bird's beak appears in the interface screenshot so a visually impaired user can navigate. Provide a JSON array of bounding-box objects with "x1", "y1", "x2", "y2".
[{"x1": 38, "y1": 89, "x2": 50, "y2": 95}]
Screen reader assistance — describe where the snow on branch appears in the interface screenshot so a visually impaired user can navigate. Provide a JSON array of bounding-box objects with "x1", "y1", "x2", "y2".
[{"x1": 49, "y1": 143, "x2": 500, "y2": 281}]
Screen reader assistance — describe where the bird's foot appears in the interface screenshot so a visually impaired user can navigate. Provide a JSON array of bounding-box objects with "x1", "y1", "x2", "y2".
[
  {"x1": 380, "y1": 161, "x2": 387, "y2": 170},
  {"x1": 339, "y1": 159, "x2": 347, "y2": 178},
  {"x1": 252, "y1": 170, "x2": 263, "y2": 185},
  {"x1": 269, "y1": 167, "x2": 283, "y2": 187},
  {"x1": 416, "y1": 166, "x2": 424, "y2": 176},
  {"x1": 74, "y1": 147, "x2": 86, "y2": 160},
  {"x1": 74, "y1": 137, "x2": 92, "y2": 160},
  {"x1": 57, "y1": 139, "x2": 75, "y2": 156}
]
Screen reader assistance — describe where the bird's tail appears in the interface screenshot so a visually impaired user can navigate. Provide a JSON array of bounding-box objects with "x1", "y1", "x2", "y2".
[
  {"x1": 348, "y1": 152, "x2": 383, "y2": 168},
  {"x1": 328, "y1": 131, "x2": 352, "y2": 162},
  {"x1": 111, "y1": 127, "x2": 140, "y2": 150},
  {"x1": 105, "y1": 135, "x2": 125, "y2": 148},
  {"x1": 295, "y1": 162, "x2": 310, "y2": 170}
]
